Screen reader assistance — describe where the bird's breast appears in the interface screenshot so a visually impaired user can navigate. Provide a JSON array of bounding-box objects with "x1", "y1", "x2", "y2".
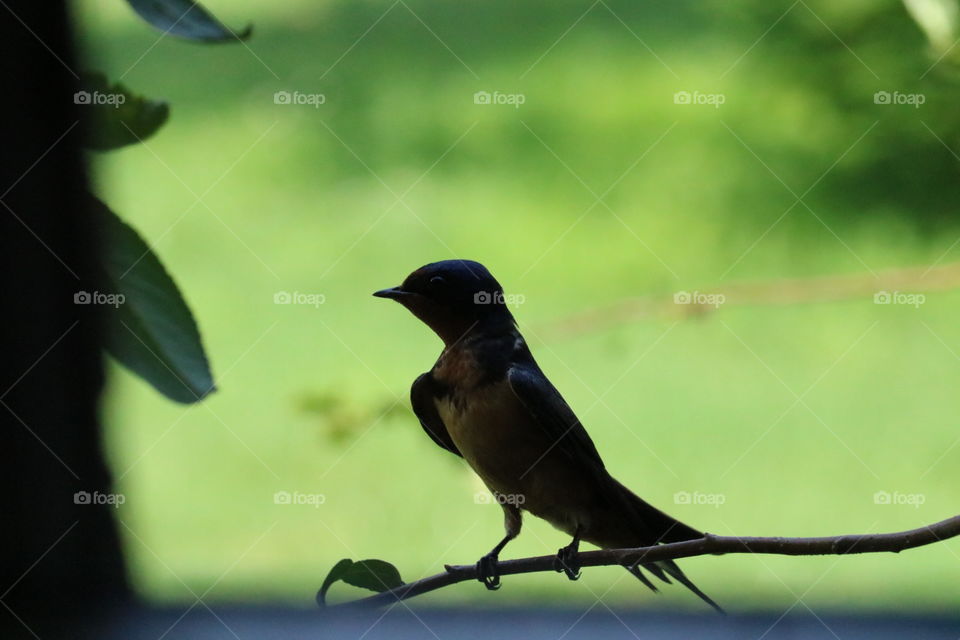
[
  {"x1": 435, "y1": 380, "x2": 537, "y2": 491},
  {"x1": 434, "y1": 380, "x2": 589, "y2": 534}
]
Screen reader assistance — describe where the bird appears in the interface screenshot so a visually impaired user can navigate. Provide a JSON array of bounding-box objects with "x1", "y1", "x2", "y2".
[{"x1": 373, "y1": 259, "x2": 723, "y2": 613}]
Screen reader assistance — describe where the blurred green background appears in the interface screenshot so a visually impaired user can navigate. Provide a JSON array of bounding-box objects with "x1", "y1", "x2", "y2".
[{"x1": 76, "y1": 0, "x2": 960, "y2": 612}]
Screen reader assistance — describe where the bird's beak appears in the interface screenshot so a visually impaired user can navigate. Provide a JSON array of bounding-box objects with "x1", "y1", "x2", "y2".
[{"x1": 372, "y1": 286, "x2": 407, "y2": 300}]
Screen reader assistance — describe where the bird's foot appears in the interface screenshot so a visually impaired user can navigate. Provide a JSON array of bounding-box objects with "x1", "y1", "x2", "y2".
[
  {"x1": 476, "y1": 553, "x2": 501, "y2": 590},
  {"x1": 554, "y1": 543, "x2": 581, "y2": 581}
]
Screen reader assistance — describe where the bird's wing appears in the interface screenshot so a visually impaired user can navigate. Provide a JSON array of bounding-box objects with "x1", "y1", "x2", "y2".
[
  {"x1": 410, "y1": 372, "x2": 462, "y2": 457},
  {"x1": 506, "y1": 364, "x2": 606, "y2": 473}
]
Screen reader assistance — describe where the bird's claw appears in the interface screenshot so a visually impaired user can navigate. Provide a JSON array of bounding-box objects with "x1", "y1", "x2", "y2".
[
  {"x1": 477, "y1": 553, "x2": 501, "y2": 590},
  {"x1": 554, "y1": 545, "x2": 581, "y2": 581}
]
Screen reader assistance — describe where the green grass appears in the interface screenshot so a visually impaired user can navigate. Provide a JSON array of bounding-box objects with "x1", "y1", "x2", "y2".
[{"x1": 76, "y1": 0, "x2": 960, "y2": 612}]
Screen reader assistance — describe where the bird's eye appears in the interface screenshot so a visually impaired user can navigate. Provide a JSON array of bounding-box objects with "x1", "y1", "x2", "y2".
[{"x1": 430, "y1": 276, "x2": 446, "y2": 286}]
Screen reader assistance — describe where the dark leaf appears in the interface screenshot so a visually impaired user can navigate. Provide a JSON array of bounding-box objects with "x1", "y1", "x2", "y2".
[
  {"x1": 126, "y1": 0, "x2": 252, "y2": 42},
  {"x1": 93, "y1": 197, "x2": 216, "y2": 403},
  {"x1": 341, "y1": 559, "x2": 405, "y2": 592},
  {"x1": 77, "y1": 73, "x2": 169, "y2": 151},
  {"x1": 317, "y1": 559, "x2": 355, "y2": 606},
  {"x1": 317, "y1": 559, "x2": 405, "y2": 606}
]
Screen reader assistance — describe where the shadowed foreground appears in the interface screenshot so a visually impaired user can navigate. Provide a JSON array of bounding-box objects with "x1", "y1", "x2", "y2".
[{"x1": 84, "y1": 606, "x2": 960, "y2": 640}]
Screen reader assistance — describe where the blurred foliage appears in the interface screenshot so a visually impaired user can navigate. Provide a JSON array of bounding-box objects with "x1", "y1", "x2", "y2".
[
  {"x1": 296, "y1": 389, "x2": 403, "y2": 443},
  {"x1": 708, "y1": 1, "x2": 960, "y2": 232}
]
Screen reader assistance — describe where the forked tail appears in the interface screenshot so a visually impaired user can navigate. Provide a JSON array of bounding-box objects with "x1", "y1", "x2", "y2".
[{"x1": 613, "y1": 478, "x2": 725, "y2": 614}]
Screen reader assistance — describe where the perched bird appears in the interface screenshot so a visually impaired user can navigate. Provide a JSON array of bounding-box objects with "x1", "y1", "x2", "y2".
[{"x1": 373, "y1": 260, "x2": 722, "y2": 613}]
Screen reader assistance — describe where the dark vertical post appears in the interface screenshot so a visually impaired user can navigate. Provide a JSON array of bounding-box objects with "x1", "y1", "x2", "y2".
[{"x1": 0, "y1": 2, "x2": 130, "y2": 638}]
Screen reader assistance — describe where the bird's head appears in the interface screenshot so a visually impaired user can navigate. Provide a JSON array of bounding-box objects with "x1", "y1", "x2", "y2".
[{"x1": 373, "y1": 260, "x2": 514, "y2": 345}]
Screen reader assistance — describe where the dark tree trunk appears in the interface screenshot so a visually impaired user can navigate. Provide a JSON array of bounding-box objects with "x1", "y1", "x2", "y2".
[{"x1": 1, "y1": 2, "x2": 129, "y2": 638}]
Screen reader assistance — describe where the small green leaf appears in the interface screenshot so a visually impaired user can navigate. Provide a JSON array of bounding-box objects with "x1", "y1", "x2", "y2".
[
  {"x1": 126, "y1": 0, "x2": 252, "y2": 42},
  {"x1": 93, "y1": 198, "x2": 216, "y2": 403},
  {"x1": 317, "y1": 559, "x2": 405, "y2": 606},
  {"x1": 77, "y1": 73, "x2": 169, "y2": 151}
]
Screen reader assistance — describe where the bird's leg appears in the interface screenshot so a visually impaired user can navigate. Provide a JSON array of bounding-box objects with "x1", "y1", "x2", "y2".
[
  {"x1": 476, "y1": 534, "x2": 512, "y2": 590},
  {"x1": 477, "y1": 502, "x2": 522, "y2": 591},
  {"x1": 554, "y1": 526, "x2": 582, "y2": 581}
]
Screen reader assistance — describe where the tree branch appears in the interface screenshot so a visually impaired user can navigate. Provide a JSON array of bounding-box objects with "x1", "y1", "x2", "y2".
[
  {"x1": 543, "y1": 261, "x2": 960, "y2": 339},
  {"x1": 327, "y1": 514, "x2": 960, "y2": 610}
]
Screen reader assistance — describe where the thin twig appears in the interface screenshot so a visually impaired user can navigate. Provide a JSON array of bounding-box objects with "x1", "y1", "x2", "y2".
[
  {"x1": 327, "y1": 514, "x2": 960, "y2": 609},
  {"x1": 544, "y1": 261, "x2": 960, "y2": 339}
]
